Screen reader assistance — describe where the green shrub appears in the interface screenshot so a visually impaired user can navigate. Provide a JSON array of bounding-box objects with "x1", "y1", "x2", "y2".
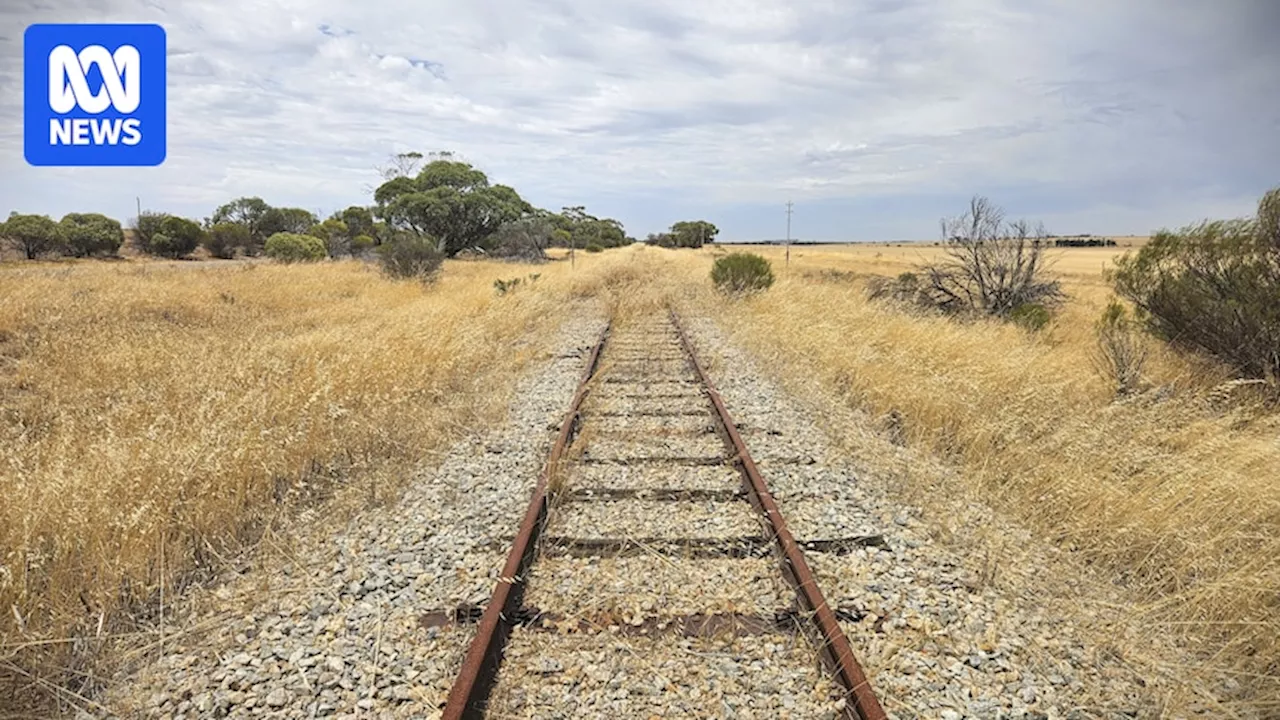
[
  {"x1": 1112, "y1": 186, "x2": 1280, "y2": 385},
  {"x1": 867, "y1": 271, "x2": 926, "y2": 305},
  {"x1": 140, "y1": 216, "x2": 204, "y2": 258},
  {"x1": 203, "y1": 222, "x2": 250, "y2": 259},
  {"x1": 308, "y1": 218, "x2": 350, "y2": 258},
  {"x1": 59, "y1": 213, "x2": 123, "y2": 257},
  {"x1": 494, "y1": 273, "x2": 542, "y2": 295},
  {"x1": 376, "y1": 235, "x2": 443, "y2": 281},
  {"x1": 584, "y1": 243, "x2": 604, "y2": 253},
  {"x1": 264, "y1": 232, "x2": 327, "y2": 263},
  {"x1": 711, "y1": 252, "x2": 775, "y2": 294},
  {"x1": 351, "y1": 234, "x2": 376, "y2": 255},
  {"x1": 488, "y1": 217, "x2": 552, "y2": 261},
  {"x1": 1009, "y1": 302, "x2": 1052, "y2": 331},
  {"x1": 494, "y1": 277, "x2": 522, "y2": 295},
  {"x1": 147, "y1": 232, "x2": 172, "y2": 256},
  {"x1": 2, "y1": 213, "x2": 65, "y2": 259},
  {"x1": 131, "y1": 211, "x2": 169, "y2": 253}
]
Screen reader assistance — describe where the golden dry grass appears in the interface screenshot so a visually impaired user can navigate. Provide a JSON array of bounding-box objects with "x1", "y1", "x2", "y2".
[
  {"x1": 676, "y1": 243, "x2": 1280, "y2": 714},
  {"x1": 0, "y1": 254, "x2": 635, "y2": 707}
]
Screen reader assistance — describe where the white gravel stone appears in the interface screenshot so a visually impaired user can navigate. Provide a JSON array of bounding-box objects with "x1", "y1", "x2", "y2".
[
  {"x1": 564, "y1": 463, "x2": 741, "y2": 494},
  {"x1": 523, "y1": 557, "x2": 788, "y2": 616},
  {"x1": 490, "y1": 630, "x2": 845, "y2": 719},
  {"x1": 545, "y1": 499, "x2": 760, "y2": 540}
]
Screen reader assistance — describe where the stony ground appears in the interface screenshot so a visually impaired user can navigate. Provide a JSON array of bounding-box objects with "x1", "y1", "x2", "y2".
[
  {"x1": 103, "y1": 314, "x2": 607, "y2": 719},
  {"x1": 98, "y1": 309, "x2": 1216, "y2": 719}
]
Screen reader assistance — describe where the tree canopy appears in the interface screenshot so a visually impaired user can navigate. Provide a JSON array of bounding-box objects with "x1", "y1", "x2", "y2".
[
  {"x1": 671, "y1": 220, "x2": 719, "y2": 247},
  {"x1": 373, "y1": 157, "x2": 533, "y2": 256},
  {"x1": 210, "y1": 197, "x2": 272, "y2": 250},
  {"x1": 542, "y1": 206, "x2": 629, "y2": 249},
  {"x1": 647, "y1": 220, "x2": 719, "y2": 248},
  {"x1": 3, "y1": 213, "x2": 64, "y2": 259},
  {"x1": 59, "y1": 213, "x2": 123, "y2": 257}
]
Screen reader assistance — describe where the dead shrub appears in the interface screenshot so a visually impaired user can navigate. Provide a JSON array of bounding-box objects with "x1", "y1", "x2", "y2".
[{"x1": 918, "y1": 196, "x2": 1065, "y2": 318}]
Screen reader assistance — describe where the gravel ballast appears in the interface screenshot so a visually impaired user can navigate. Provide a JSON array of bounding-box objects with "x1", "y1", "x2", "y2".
[{"x1": 104, "y1": 314, "x2": 606, "y2": 719}]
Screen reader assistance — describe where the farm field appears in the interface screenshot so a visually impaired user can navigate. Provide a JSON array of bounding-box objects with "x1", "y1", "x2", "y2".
[{"x1": 716, "y1": 239, "x2": 1146, "y2": 286}]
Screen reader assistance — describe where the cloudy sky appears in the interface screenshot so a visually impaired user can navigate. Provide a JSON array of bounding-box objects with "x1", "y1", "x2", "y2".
[{"x1": 1, "y1": 0, "x2": 1277, "y2": 241}]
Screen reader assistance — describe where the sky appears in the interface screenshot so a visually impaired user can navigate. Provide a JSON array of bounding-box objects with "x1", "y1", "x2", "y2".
[{"x1": 1, "y1": 0, "x2": 1277, "y2": 242}]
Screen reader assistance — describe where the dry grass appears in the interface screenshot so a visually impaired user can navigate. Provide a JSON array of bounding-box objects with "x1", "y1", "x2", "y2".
[
  {"x1": 0, "y1": 254, "x2": 634, "y2": 709},
  {"x1": 678, "y1": 244, "x2": 1280, "y2": 714}
]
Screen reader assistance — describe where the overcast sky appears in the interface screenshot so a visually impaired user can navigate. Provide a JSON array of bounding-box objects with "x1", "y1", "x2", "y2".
[{"x1": 1, "y1": 0, "x2": 1277, "y2": 241}]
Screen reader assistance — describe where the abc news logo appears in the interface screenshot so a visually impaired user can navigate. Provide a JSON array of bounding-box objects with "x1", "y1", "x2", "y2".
[
  {"x1": 24, "y1": 24, "x2": 166, "y2": 166},
  {"x1": 48, "y1": 44, "x2": 143, "y2": 146}
]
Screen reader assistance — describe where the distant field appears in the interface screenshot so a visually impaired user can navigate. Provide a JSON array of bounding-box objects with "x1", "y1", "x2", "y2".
[{"x1": 717, "y1": 237, "x2": 1147, "y2": 284}]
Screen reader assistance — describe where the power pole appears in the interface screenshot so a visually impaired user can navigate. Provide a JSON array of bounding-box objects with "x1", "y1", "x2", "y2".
[{"x1": 785, "y1": 200, "x2": 794, "y2": 266}]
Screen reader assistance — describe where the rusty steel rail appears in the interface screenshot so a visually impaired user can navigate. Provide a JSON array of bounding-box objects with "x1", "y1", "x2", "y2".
[
  {"x1": 670, "y1": 311, "x2": 888, "y2": 720},
  {"x1": 441, "y1": 314, "x2": 886, "y2": 719},
  {"x1": 440, "y1": 324, "x2": 610, "y2": 720}
]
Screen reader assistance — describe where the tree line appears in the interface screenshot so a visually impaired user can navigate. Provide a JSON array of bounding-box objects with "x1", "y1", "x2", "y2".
[{"x1": 0, "y1": 152, "x2": 714, "y2": 267}]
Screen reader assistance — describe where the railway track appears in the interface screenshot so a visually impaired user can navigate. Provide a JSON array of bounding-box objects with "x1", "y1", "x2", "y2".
[{"x1": 432, "y1": 311, "x2": 887, "y2": 719}]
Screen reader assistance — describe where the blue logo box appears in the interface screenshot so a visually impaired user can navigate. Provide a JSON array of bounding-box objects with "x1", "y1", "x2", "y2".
[{"x1": 24, "y1": 23, "x2": 166, "y2": 166}]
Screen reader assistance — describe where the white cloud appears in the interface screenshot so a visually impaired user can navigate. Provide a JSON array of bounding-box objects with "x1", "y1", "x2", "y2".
[{"x1": 0, "y1": 0, "x2": 1276, "y2": 238}]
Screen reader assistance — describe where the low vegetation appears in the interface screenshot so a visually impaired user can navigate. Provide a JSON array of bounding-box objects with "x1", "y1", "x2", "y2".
[
  {"x1": 1112, "y1": 187, "x2": 1280, "y2": 390},
  {"x1": 376, "y1": 235, "x2": 444, "y2": 281},
  {"x1": 1091, "y1": 300, "x2": 1150, "y2": 397},
  {"x1": 146, "y1": 216, "x2": 206, "y2": 258},
  {"x1": 203, "y1": 221, "x2": 250, "y2": 260},
  {"x1": 263, "y1": 232, "x2": 328, "y2": 263},
  {"x1": 710, "y1": 251, "x2": 774, "y2": 294}
]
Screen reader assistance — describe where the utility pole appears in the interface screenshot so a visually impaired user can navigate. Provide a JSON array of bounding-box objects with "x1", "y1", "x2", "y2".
[{"x1": 785, "y1": 200, "x2": 793, "y2": 266}]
